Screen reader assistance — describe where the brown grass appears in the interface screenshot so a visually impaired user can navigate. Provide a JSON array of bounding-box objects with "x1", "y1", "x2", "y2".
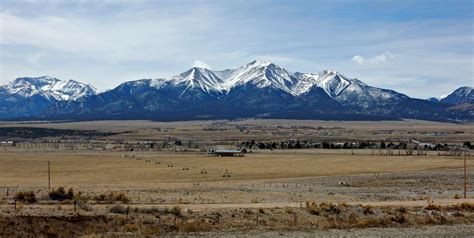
[{"x1": 0, "y1": 150, "x2": 470, "y2": 187}]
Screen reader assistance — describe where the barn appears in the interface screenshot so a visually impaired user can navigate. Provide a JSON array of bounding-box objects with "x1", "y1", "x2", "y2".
[{"x1": 211, "y1": 149, "x2": 244, "y2": 157}]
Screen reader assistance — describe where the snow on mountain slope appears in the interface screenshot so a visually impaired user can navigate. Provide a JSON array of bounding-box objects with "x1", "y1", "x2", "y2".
[
  {"x1": 143, "y1": 61, "x2": 410, "y2": 108},
  {"x1": 5, "y1": 61, "x2": 471, "y2": 122},
  {"x1": 222, "y1": 60, "x2": 299, "y2": 94},
  {"x1": 168, "y1": 61, "x2": 300, "y2": 96},
  {"x1": 4, "y1": 76, "x2": 97, "y2": 101},
  {"x1": 170, "y1": 67, "x2": 225, "y2": 95},
  {"x1": 440, "y1": 86, "x2": 474, "y2": 105},
  {"x1": 48, "y1": 79, "x2": 97, "y2": 100},
  {"x1": 2, "y1": 63, "x2": 413, "y2": 109},
  {"x1": 316, "y1": 71, "x2": 352, "y2": 98},
  {"x1": 293, "y1": 70, "x2": 410, "y2": 109}
]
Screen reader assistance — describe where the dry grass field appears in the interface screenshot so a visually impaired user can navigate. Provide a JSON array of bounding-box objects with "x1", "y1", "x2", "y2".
[
  {"x1": 1, "y1": 119, "x2": 473, "y2": 142},
  {"x1": 0, "y1": 119, "x2": 473, "y2": 236},
  {"x1": 0, "y1": 150, "x2": 470, "y2": 187}
]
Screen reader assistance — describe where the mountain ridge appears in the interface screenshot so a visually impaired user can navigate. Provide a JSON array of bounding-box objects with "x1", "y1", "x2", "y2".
[{"x1": 1, "y1": 61, "x2": 472, "y2": 122}]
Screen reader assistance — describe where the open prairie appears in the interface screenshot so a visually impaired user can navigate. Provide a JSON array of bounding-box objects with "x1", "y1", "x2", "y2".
[
  {"x1": 1, "y1": 119, "x2": 473, "y2": 143},
  {"x1": 0, "y1": 120, "x2": 473, "y2": 236}
]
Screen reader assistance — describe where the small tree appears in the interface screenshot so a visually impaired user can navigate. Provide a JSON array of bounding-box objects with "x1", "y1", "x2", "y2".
[
  {"x1": 49, "y1": 187, "x2": 74, "y2": 201},
  {"x1": 463, "y1": 141, "x2": 472, "y2": 149},
  {"x1": 15, "y1": 191, "x2": 37, "y2": 203}
]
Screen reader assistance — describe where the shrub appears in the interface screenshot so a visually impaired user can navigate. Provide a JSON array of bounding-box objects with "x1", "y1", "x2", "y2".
[
  {"x1": 363, "y1": 205, "x2": 374, "y2": 215},
  {"x1": 306, "y1": 201, "x2": 321, "y2": 215},
  {"x1": 170, "y1": 206, "x2": 182, "y2": 217},
  {"x1": 15, "y1": 191, "x2": 37, "y2": 203},
  {"x1": 110, "y1": 204, "x2": 129, "y2": 214},
  {"x1": 94, "y1": 192, "x2": 129, "y2": 203},
  {"x1": 306, "y1": 201, "x2": 342, "y2": 216},
  {"x1": 425, "y1": 204, "x2": 441, "y2": 211},
  {"x1": 450, "y1": 202, "x2": 474, "y2": 211},
  {"x1": 392, "y1": 213, "x2": 407, "y2": 224},
  {"x1": 132, "y1": 207, "x2": 161, "y2": 214},
  {"x1": 397, "y1": 207, "x2": 407, "y2": 214},
  {"x1": 49, "y1": 187, "x2": 74, "y2": 201},
  {"x1": 320, "y1": 202, "x2": 341, "y2": 215},
  {"x1": 76, "y1": 199, "x2": 92, "y2": 211},
  {"x1": 178, "y1": 221, "x2": 212, "y2": 232}
]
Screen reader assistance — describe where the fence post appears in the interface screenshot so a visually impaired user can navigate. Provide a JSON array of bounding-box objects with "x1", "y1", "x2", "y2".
[
  {"x1": 48, "y1": 161, "x2": 51, "y2": 189},
  {"x1": 256, "y1": 211, "x2": 259, "y2": 226}
]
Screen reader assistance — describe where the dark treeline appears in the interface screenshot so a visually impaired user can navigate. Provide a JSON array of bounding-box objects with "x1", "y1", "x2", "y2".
[
  {"x1": 239, "y1": 140, "x2": 473, "y2": 151},
  {"x1": 0, "y1": 127, "x2": 120, "y2": 139}
]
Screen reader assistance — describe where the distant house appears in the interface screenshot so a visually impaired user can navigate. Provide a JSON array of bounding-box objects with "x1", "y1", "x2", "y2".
[
  {"x1": 210, "y1": 149, "x2": 244, "y2": 157},
  {"x1": 410, "y1": 139, "x2": 436, "y2": 149},
  {"x1": 1, "y1": 141, "x2": 15, "y2": 147}
]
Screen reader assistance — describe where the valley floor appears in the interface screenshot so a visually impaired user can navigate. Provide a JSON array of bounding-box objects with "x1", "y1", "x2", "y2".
[
  {"x1": 0, "y1": 119, "x2": 473, "y2": 236},
  {"x1": 0, "y1": 149, "x2": 473, "y2": 236}
]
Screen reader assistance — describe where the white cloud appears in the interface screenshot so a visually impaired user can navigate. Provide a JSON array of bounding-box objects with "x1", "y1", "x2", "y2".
[
  {"x1": 351, "y1": 55, "x2": 365, "y2": 64},
  {"x1": 192, "y1": 60, "x2": 211, "y2": 69},
  {"x1": 352, "y1": 52, "x2": 394, "y2": 65},
  {"x1": 26, "y1": 51, "x2": 46, "y2": 65},
  {"x1": 0, "y1": 1, "x2": 471, "y2": 99}
]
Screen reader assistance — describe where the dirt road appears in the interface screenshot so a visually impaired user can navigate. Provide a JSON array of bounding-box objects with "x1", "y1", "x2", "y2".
[{"x1": 2, "y1": 198, "x2": 473, "y2": 212}]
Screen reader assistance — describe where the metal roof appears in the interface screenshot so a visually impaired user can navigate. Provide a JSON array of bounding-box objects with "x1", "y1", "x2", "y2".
[{"x1": 214, "y1": 150, "x2": 242, "y2": 153}]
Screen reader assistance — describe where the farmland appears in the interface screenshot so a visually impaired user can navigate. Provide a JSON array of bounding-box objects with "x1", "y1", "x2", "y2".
[{"x1": 0, "y1": 119, "x2": 473, "y2": 236}]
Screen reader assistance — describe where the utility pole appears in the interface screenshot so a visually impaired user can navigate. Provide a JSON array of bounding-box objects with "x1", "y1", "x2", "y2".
[
  {"x1": 464, "y1": 152, "x2": 467, "y2": 199},
  {"x1": 48, "y1": 161, "x2": 51, "y2": 189}
]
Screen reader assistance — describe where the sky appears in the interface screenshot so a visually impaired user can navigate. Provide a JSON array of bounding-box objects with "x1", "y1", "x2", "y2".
[{"x1": 0, "y1": 0, "x2": 472, "y2": 98}]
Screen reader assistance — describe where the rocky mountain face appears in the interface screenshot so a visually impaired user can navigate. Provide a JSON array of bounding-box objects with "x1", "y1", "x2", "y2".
[
  {"x1": 0, "y1": 76, "x2": 97, "y2": 118},
  {"x1": 439, "y1": 86, "x2": 473, "y2": 105},
  {"x1": 1, "y1": 62, "x2": 472, "y2": 122}
]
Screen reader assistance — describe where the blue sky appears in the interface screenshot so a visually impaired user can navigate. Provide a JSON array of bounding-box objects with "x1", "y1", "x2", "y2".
[{"x1": 0, "y1": 0, "x2": 472, "y2": 98}]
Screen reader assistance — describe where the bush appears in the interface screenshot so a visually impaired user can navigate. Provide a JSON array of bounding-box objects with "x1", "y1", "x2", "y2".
[
  {"x1": 94, "y1": 192, "x2": 129, "y2": 204},
  {"x1": 110, "y1": 205, "x2": 130, "y2": 214},
  {"x1": 132, "y1": 207, "x2": 161, "y2": 214},
  {"x1": 450, "y1": 202, "x2": 474, "y2": 211},
  {"x1": 178, "y1": 221, "x2": 212, "y2": 232},
  {"x1": 15, "y1": 191, "x2": 37, "y2": 203},
  {"x1": 306, "y1": 201, "x2": 343, "y2": 216},
  {"x1": 76, "y1": 199, "x2": 92, "y2": 211},
  {"x1": 306, "y1": 201, "x2": 321, "y2": 215},
  {"x1": 49, "y1": 187, "x2": 74, "y2": 201},
  {"x1": 425, "y1": 204, "x2": 441, "y2": 211},
  {"x1": 397, "y1": 207, "x2": 407, "y2": 214},
  {"x1": 94, "y1": 192, "x2": 130, "y2": 203},
  {"x1": 170, "y1": 206, "x2": 182, "y2": 217},
  {"x1": 392, "y1": 214, "x2": 407, "y2": 224},
  {"x1": 363, "y1": 205, "x2": 374, "y2": 215},
  {"x1": 115, "y1": 206, "x2": 183, "y2": 216}
]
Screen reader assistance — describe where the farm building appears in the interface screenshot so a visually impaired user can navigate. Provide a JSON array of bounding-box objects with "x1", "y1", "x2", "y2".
[
  {"x1": 210, "y1": 149, "x2": 245, "y2": 157},
  {"x1": 1, "y1": 141, "x2": 15, "y2": 147}
]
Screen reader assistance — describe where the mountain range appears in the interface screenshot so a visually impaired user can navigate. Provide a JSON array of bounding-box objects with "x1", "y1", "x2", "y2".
[{"x1": 1, "y1": 61, "x2": 473, "y2": 122}]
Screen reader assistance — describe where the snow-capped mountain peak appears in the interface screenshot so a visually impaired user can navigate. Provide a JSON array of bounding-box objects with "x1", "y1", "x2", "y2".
[
  {"x1": 221, "y1": 60, "x2": 298, "y2": 94},
  {"x1": 171, "y1": 67, "x2": 226, "y2": 94},
  {"x1": 317, "y1": 71, "x2": 352, "y2": 98},
  {"x1": 246, "y1": 60, "x2": 273, "y2": 68},
  {"x1": 440, "y1": 86, "x2": 473, "y2": 104},
  {"x1": 4, "y1": 76, "x2": 97, "y2": 101}
]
